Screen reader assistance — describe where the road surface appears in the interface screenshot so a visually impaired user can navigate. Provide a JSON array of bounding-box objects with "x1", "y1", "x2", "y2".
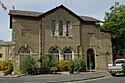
[
  {"x1": 0, "y1": 74, "x2": 125, "y2": 83},
  {"x1": 77, "y1": 75, "x2": 125, "y2": 83}
]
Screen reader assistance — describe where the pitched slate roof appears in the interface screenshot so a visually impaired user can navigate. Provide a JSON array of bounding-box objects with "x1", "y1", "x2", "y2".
[
  {"x1": 80, "y1": 16, "x2": 101, "y2": 22},
  {"x1": 0, "y1": 40, "x2": 13, "y2": 46},
  {"x1": 9, "y1": 5, "x2": 101, "y2": 22},
  {"x1": 9, "y1": 10, "x2": 42, "y2": 17},
  {"x1": 0, "y1": 40, "x2": 6, "y2": 45}
]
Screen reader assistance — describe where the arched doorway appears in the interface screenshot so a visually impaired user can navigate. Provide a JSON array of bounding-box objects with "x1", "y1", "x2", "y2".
[
  {"x1": 18, "y1": 46, "x2": 32, "y2": 71},
  {"x1": 87, "y1": 49, "x2": 95, "y2": 70}
]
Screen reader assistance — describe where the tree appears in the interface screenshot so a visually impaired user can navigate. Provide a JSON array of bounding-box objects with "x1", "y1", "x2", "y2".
[{"x1": 103, "y1": 2, "x2": 125, "y2": 58}]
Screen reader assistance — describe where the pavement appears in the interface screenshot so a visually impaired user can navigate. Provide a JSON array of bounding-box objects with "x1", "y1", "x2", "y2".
[{"x1": 0, "y1": 70, "x2": 111, "y2": 83}]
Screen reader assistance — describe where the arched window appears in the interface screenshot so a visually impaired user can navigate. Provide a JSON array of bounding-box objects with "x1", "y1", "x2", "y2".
[
  {"x1": 51, "y1": 20, "x2": 56, "y2": 36},
  {"x1": 19, "y1": 47, "x2": 30, "y2": 54},
  {"x1": 59, "y1": 20, "x2": 63, "y2": 36},
  {"x1": 66, "y1": 21, "x2": 70, "y2": 36},
  {"x1": 64, "y1": 48, "x2": 72, "y2": 60},
  {"x1": 49, "y1": 48, "x2": 59, "y2": 61}
]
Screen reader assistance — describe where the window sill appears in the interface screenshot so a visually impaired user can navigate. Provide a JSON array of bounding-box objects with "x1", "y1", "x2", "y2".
[
  {"x1": 51, "y1": 35, "x2": 73, "y2": 38},
  {"x1": 52, "y1": 36, "x2": 58, "y2": 38},
  {"x1": 67, "y1": 36, "x2": 72, "y2": 38}
]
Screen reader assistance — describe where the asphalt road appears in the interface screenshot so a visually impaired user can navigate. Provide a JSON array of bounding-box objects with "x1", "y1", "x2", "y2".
[
  {"x1": 0, "y1": 76, "x2": 125, "y2": 83},
  {"x1": 0, "y1": 73, "x2": 124, "y2": 83},
  {"x1": 0, "y1": 72, "x2": 106, "y2": 83},
  {"x1": 77, "y1": 75, "x2": 125, "y2": 83}
]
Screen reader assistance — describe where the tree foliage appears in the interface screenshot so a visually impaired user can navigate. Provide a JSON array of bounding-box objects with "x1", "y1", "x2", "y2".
[{"x1": 103, "y1": 2, "x2": 125, "y2": 56}]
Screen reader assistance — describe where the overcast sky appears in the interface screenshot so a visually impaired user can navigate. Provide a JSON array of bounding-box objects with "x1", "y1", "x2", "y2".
[{"x1": 0, "y1": 0, "x2": 124, "y2": 41}]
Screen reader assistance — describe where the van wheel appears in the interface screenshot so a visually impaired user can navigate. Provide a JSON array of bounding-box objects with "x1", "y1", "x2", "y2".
[{"x1": 111, "y1": 73, "x2": 116, "y2": 76}]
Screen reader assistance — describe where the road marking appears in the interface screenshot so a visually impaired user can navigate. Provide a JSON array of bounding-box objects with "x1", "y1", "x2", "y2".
[{"x1": 75, "y1": 76, "x2": 112, "y2": 83}]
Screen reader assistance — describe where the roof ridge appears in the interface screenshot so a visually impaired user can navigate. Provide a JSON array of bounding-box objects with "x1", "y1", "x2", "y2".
[
  {"x1": 9, "y1": 5, "x2": 101, "y2": 22},
  {"x1": 10, "y1": 9, "x2": 42, "y2": 13}
]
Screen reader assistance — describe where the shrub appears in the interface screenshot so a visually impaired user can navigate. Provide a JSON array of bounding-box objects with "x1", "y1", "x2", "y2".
[
  {"x1": 68, "y1": 60, "x2": 75, "y2": 74},
  {"x1": 20, "y1": 55, "x2": 36, "y2": 74},
  {"x1": 55, "y1": 60, "x2": 68, "y2": 71},
  {"x1": 74, "y1": 58, "x2": 86, "y2": 73},
  {"x1": 40, "y1": 54, "x2": 53, "y2": 73},
  {"x1": 68, "y1": 59, "x2": 86, "y2": 73},
  {"x1": 0, "y1": 60, "x2": 13, "y2": 74}
]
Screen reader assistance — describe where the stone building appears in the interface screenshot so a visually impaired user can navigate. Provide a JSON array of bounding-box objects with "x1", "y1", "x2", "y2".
[
  {"x1": 0, "y1": 40, "x2": 14, "y2": 61},
  {"x1": 9, "y1": 5, "x2": 112, "y2": 72}
]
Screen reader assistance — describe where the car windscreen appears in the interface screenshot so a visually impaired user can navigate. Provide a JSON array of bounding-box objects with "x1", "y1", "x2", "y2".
[{"x1": 115, "y1": 60, "x2": 125, "y2": 64}]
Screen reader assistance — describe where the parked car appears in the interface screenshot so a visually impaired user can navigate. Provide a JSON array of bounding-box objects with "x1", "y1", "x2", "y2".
[{"x1": 107, "y1": 59, "x2": 125, "y2": 76}]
